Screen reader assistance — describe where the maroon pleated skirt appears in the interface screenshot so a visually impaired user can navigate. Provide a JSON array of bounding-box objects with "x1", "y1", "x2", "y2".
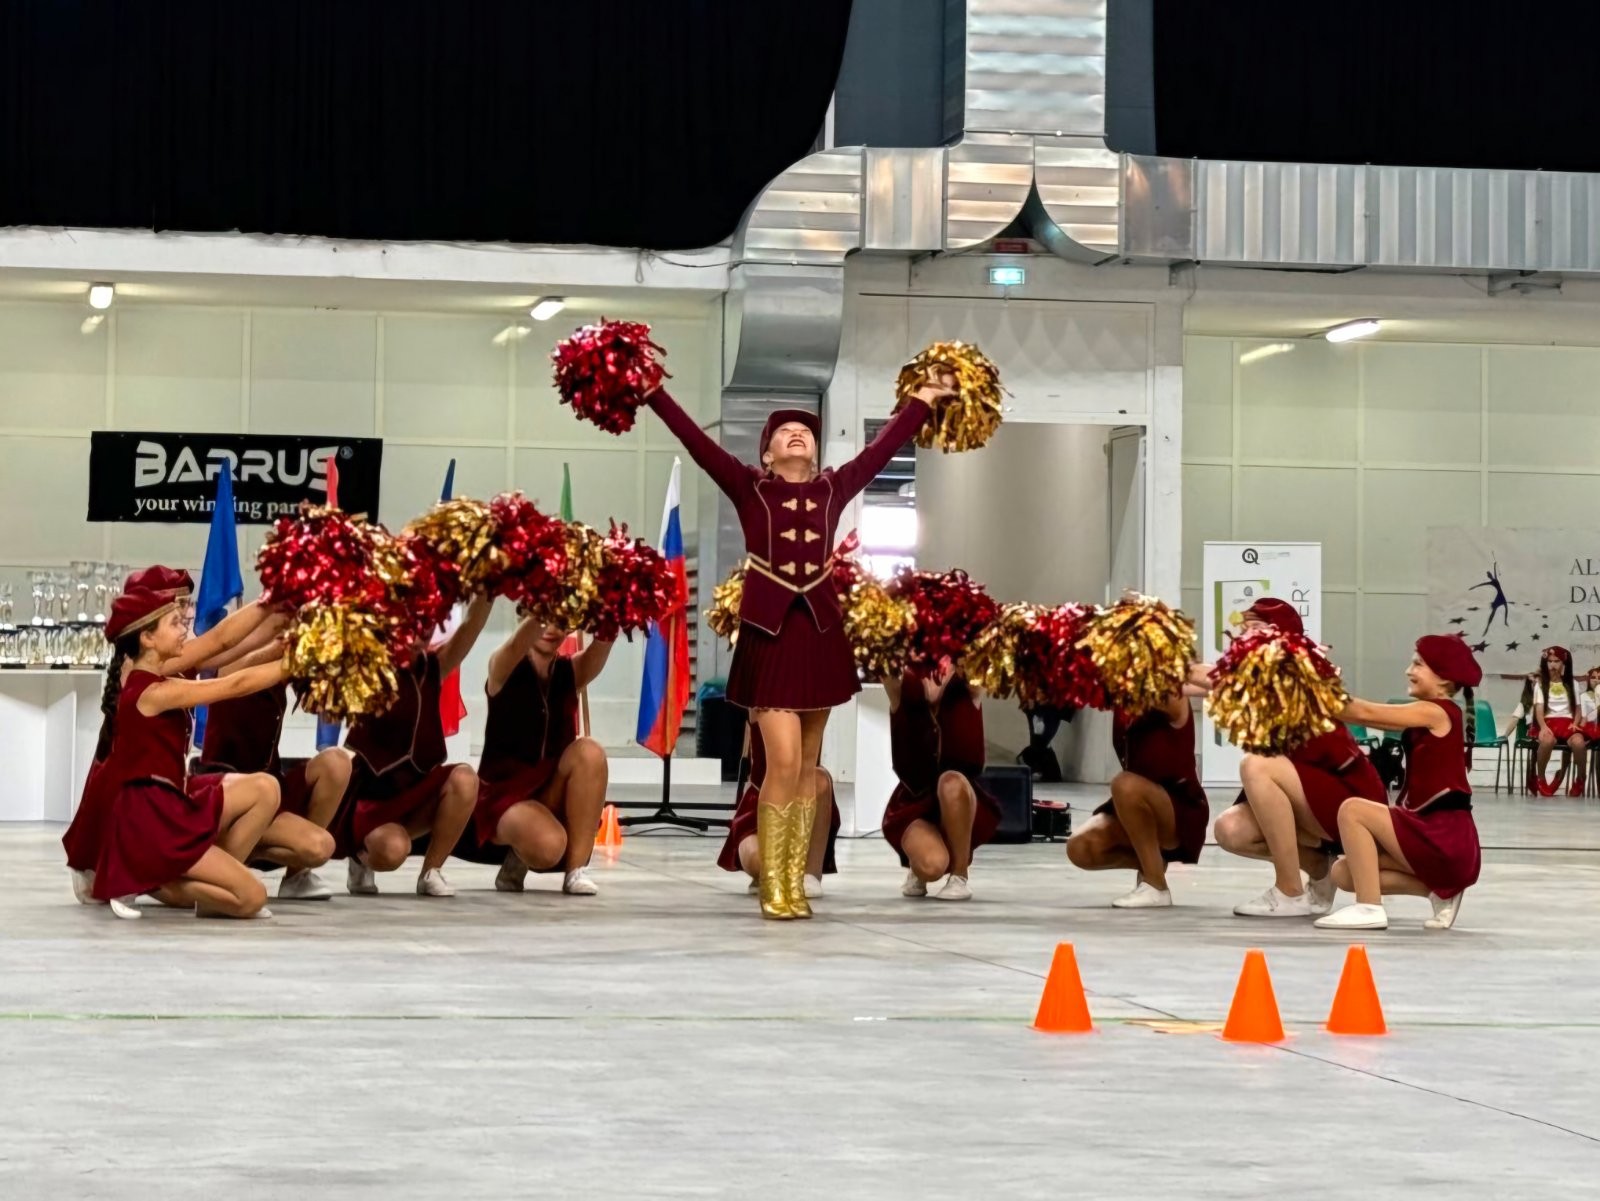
[
  {"x1": 62, "y1": 757, "x2": 113, "y2": 872},
  {"x1": 715, "y1": 785, "x2": 842, "y2": 874},
  {"x1": 472, "y1": 759, "x2": 560, "y2": 846},
  {"x1": 92, "y1": 774, "x2": 226, "y2": 899},
  {"x1": 1095, "y1": 778, "x2": 1211, "y2": 864},
  {"x1": 881, "y1": 773, "x2": 1002, "y2": 865},
  {"x1": 1391, "y1": 796, "x2": 1481, "y2": 899},
  {"x1": 726, "y1": 602, "x2": 860, "y2": 712},
  {"x1": 1299, "y1": 756, "x2": 1387, "y2": 847},
  {"x1": 333, "y1": 761, "x2": 459, "y2": 858}
]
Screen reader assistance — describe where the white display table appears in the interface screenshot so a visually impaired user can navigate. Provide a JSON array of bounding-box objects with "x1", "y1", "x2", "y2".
[
  {"x1": 0, "y1": 669, "x2": 106, "y2": 823},
  {"x1": 849, "y1": 683, "x2": 895, "y2": 837}
]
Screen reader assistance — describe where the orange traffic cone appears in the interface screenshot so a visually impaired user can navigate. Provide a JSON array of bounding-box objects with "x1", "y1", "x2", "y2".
[
  {"x1": 1220, "y1": 949, "x2": 1286, "y2": 1043},
  {"x1": 1325, "y1": 945, "x2": 1387, "y2": 1036},
  {"x1": 596, "y1": 804, "x2": 622, "y2": 850},
  {"x1": 1032, "y1": 943, "x2": 1094, "y2": 1033}
]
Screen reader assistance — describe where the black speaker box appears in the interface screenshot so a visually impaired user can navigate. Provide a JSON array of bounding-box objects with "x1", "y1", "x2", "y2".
[{"x1": 980, "y1": 764, "x2": 1034, "y2": 843}]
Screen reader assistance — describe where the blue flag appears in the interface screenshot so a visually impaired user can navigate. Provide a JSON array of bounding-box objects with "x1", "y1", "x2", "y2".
[{"x1": 192, "y1": 471, "x2": 243, "y2": 748}]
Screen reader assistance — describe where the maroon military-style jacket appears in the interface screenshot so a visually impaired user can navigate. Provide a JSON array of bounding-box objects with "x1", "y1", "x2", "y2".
[{"x1": 647, "y1": 390, "x2": 930, "y2": 636}]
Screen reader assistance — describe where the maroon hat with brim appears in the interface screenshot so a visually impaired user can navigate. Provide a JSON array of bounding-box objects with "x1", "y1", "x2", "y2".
[
  {"x1": 759, "y1": 408, "x2": 822, "y2": 462},
  {"x1": 1243, "y1": 597, "x2": 1304, "y2": 638},
  {"x1": 1416, "y1": 634, "x2": 1482, "y2": 689},
  {"x1": 105, "y1": 587, "x2": 179, "y2": 644},
  {"x1": 125, "y1": 565, "x2": 194, "y2": 599}
]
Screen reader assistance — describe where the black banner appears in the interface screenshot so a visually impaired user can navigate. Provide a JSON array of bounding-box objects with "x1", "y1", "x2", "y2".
[{"x1": 87, "y1": 431, "x2": 383, "y2": 524}]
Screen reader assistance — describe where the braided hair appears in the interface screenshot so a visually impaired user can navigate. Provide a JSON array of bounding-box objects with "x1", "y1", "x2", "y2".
[
  {"x1": 1462, "y1": 684, "x2": 1476, "y2": 769},
  {"x1": 99, "y1": 633, "x2": 141, "y2": 740}
]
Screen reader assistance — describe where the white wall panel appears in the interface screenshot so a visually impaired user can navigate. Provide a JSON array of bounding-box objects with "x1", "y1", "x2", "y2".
[
  {"x1": 115, "y1": 309, "x2": 245, "y2": 433},
  {"x1": 250, "y1": 312, "x2": 378, "y2": 436},
  {"x1": 514, "y1": 447, "x2": 639, "y2": 532},
  {"x1": 1486, "y1": 471, "x2": 1583, "y2": 527},
  {"x1": 1362, "y1": 343, "x2": 1481, "y2": 465},
  {"x1": 0, "y1": 437, "x2": 101, "y2": 562},
  {"x1": 1486, "y1": 347, "x2": 1600, "y2": 469},
  {"x1": 382, "y1": 316, "x2": 507, "y2": 442},
  {"x1": 1180, "y1": 463, "x2": 1232, "y2": 590},
  {"x1": 1182, "y1": 335, "x2": 1233, "y2": 459},
  {"x1": 1323, "y1": 591, "x2": 1358, "y2": 669},
  {"x1": 0, "y1": 304, "x2": 107, "y2": 431},
  {"x1": 1237, "y1": 340, "x2": 1358, "y2": 462},
  {"x1": 1362, "y1": 469, "x2": 1480, "y2": 591},
  {"x1": 1236, "y1": 466, "x2": 1358, "y2": 586},
  {"x1": 1359, "y1": 592, "x2": 1429, "y2": 704},
  {"x1": 380, "y1": 445, "x2": 506, "y2": 532}
]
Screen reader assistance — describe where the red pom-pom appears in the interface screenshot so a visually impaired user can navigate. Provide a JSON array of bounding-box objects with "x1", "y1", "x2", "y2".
[
  {"x1": 888, "y1": 568, "x2": 1000, "y2": 669},
  {"x1": 1038, "y1": 603, "x2": 1109, "y2": 710},
  {"x1": 830, "y1": 528, "x2": 865, "y2": 595},
  {"x1": 587, "y1": 522, "x2": 679, "y2": 642},
  {"x1": 552, "y1": 319, "x2": 669, "y2": 435},
  {"x1": 375, "y1": 533, "x2": 462, "y2": 657},
  {"x1": 488, "y1": 493, "x2": 569, "y2": 609},
  {"x1": 257, "y1": 505, "x2": 385, "y2": 611}
]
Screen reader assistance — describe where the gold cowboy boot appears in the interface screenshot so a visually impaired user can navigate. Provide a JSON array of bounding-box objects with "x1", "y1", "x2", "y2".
[
  {"x1": 785, "y1": 798, "x2": 817, "y2": 919},
  {"x1": 756, "y1": 804, "x2": 796, "y2": 920}
]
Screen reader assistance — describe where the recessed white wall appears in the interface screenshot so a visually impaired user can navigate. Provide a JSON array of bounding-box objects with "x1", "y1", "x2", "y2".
[
  {"x1": 0, "y1": 299, "x2": 720, "y2": 750},
  {"x1": 1183, "y1": 334, "x2": 1600, "y2": 721}
]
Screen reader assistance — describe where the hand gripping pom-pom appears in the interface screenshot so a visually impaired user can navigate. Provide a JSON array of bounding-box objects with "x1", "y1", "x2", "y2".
[
  {"x1": 283, "y1": 604, "x2": 400, "y2": 721},
  {"x1": 706, "y1": 567, "x2": 745, "y2": 647},
  {"x1": 552, "y1": 319, "x2": 669, "y2": 435},
  {"x1": 1206, "y1": 629, "x2": 1350, "y2": 755},
  {"x1": 893, "y1": 341, "x2": 1004, "y2": 453},
  {"x1": 488, "y1": 493, "x2": 570, "y2": 610},
  {"x1": 1077, "y1": 594, "x2": 1196, "y2": 716}
]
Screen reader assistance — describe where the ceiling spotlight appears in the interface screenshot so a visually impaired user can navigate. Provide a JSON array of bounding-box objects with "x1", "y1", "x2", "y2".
[
  {"x1": 1238, "y1": 342, "x2": 1294, "y2": 365},
  {"x1": 1324, "y1": 318, "x2": 1380, "y2": 343},
  {"x1": 529, "y1": 297, "x2": 566, "y2": 321},
  {"x1": 87, "y1": 283, "x2": 115, "y2": 310}
]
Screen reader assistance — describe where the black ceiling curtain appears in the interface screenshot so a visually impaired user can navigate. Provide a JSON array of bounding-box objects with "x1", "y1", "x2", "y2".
[
  {"x1": 1153, "y1": 0, "x2": 1600, "y2": 173},
  {"x1": 0, "y1": 0, "x2": 853, "y2": 248}
]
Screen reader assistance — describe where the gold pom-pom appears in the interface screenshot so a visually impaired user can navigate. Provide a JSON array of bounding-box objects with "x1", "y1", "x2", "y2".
[
  {"x1": 1077, "y1": 594, "x2": 1196, "y2": 715},
  {"x1": 966, "y1": 603, "x2": 1048, "y2": 704},
  {"x1": 894, "y1": 340, "x2": 1004, "y2": 453},
  {"x1": 283, "y1": 604, "x2": 399, "y2": 721},
  {"x1": 1205, "y1": 630, "x2": 1351, "y2": 755},
  {"x1": 404, "y1": 497, "x2": 505, "y2": 594},
  {"x1": 706, "y1": 567, "x2": 745, "y2": 646},
  {"x1": 843, "y1": 578, "x2": 916, "y2": 679}
]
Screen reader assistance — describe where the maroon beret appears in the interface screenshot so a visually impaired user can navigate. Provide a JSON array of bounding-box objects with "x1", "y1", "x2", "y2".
[
  {"x1": 1243, "y1": 597, "x2": 1304, "y2": 638},
  {"x1": 1416, "y1": 634, "x2": 1482, "y2": 689},
  {"x1": 125, "y1": 565, "x2": 194, "y2": 599},
  {"x1": 105, "y1": 587, "x2": 179, "y2": 643}
]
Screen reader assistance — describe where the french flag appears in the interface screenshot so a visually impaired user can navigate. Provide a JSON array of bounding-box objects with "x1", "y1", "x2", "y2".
[{"x1": 636, "y1": 458, "x2": 690, "y2": 757}]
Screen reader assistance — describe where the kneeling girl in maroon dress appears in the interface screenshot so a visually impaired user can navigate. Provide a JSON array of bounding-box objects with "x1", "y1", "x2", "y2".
[
  {"x1": 1315, "y1": 635, "x2": 1482, "y2": 932},
  {"x1": 1065, "y1": 693, "x2": 1209, "y2": 909},
  {"x1": 469, "y1": 615, "x2": 614, "y2": 897},
  {"x1": 881, "y1": 662, "x2": 1001, "y2": 902},
  {"x1": 646, "y1": 376, "x2": 946, "y2": 919},
  {"x1": 198, "y1": 670, "x2": 351, "y2": 902},
  {"x1": 717, "y1": 722, "x2": 840, "y2": 896},
  {"x1": 92, "y1": 585, "x2": 324, "y2": 920},
  {"x1": 1207, "y1": 598, "x2": 1387, "y2": 920},
  {"x1": 336, "y1": 595, "x2": 492, "y2": 898}
]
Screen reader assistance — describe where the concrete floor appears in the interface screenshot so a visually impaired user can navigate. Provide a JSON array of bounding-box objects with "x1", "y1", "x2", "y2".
[{"x1": 4, "y1": 786, "x2": 1600, "y2": 1198}]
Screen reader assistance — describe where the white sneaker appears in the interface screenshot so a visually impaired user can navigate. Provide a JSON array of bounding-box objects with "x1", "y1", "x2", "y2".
[
  {"x1": 803, "y1": 874, "x2": 823, "y2": 899},
  {"x1": 495, "y1": 854, "x2": 528, "y2": 893},
  {"x1": 346, "y1": 859, "x2": 379, "y2": 896},
  {"x1": 901, "y1": 869, "x2": 928, "y2": 897},
  {"x1": 746, "y1": 877, "x2": 759, "y2": 895},
  {"x1": 1306, "y1": 873, "x2": 1337, "y2": 916},
  {"x1": 1314, "y1": 902, "x2": 1388, "y2": 930},
  {"x1": 1233, "y1": 885, "x2": 1315, "y2": 918},
  {"x1": 934, "y1": 874, "x2": 972, "y2": 902},
  {"x1": 70, "y1": 868, "x2": 98, "y2": 905},
  {"x1": 277, "y1": 869, "x2": 333, "y2": 901},
  {"x1": 1424, "y1": 891, "x2": 1463, "y2": 931},
  {"x1": 562, "y1": 867, "x2": 598, "y2": 896},
  {"x1": 416, "y1": 868, "x2": 456, "y2": 897},
  {"x1": 108, "y1": 895, "x2": 142, "y2": 920},
  {"x1": 1111, "y1": 881, "x2": 1173, "y2": 909}
]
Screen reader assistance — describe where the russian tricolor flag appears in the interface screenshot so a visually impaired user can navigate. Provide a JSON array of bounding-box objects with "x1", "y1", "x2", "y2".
[{"x1": 636, "y1": 458, "x2": 690, "y2": 756}]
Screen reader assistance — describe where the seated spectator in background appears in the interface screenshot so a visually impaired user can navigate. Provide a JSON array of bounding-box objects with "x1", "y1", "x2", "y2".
[{"x1": 1530, "y1": 646, "x2": 1587, "y2": 797}]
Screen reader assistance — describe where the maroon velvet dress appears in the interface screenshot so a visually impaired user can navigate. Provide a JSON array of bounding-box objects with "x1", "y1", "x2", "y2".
[
  {"x1": 61, "y1": 711, "x2": 116, "y2": 871},
  {"x1": 1390, "y1": 699, "x2": 1481, "y2": 898},
  {"x1": 1229, "y1": 727, "x2": 1387, "y2": 850},
  {"x1": 716, "y1": 724, "x2": 841, "y2": 873},
  {"x1": 1100, "y1": 706, "x2": 1210, "y2": 863},
  {"x1": 92, "y1": 671, "x2": 227, "y2": 899},
  {"x1": 471, "y1": 654, "x2": 581, "y2": 845},
  {"x1": 880, "y1": 674, "x2": 1001, "y2": 865},
  {"x1": 197, "y1": 685, "x2": 315, "y2": 818},
  {"x1": 647, "y1": 389, "x2": 930, "y2": 712},
  {"x1": 337, "y1": 653, "x2": 459, "y2": 859}
]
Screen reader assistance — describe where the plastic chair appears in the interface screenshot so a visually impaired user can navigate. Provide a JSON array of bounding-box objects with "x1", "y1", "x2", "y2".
[
  {"x1": 1472, "y1": 698, "x2": 1509, "y2": 793},
  {"x1": 1344, "y1": 722, "x2": 1379, "y2": 750}
]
